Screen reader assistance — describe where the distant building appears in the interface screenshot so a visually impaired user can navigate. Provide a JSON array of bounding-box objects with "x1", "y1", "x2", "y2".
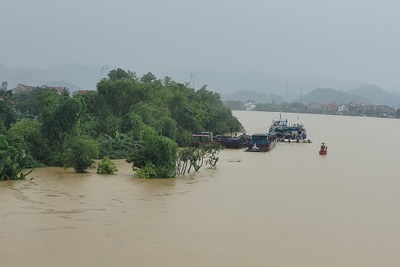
[
  {"x1": 73, "y1": 90, "x2": 96, "y2": 95},
  {"x1": 11, "y1": 84, "x2": 35, "y2": 94},
  {"x1": 337, "y1": 104, "x2": 349, "y2": 114},
  {"x1": 244, "y1": 100, "x2": 256, "y2": 111},
  {"x1": 324, "y1": 101, "x2": 338, "y2": 114},
  {"x1": 376, "y1": 105, "x2": 391, "y2": 114},
  {"x1": 11, "y1": 84, "x2": 68, "y2": 95},
  {"x1": 42, "y1": 85, "x2": 68, "y2": 94},
  {"x1": 307, "y1": 102, "x2": 323, "y2": 113}
]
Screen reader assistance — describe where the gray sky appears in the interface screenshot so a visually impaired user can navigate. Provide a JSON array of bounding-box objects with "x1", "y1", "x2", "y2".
[{"x1": 1, "y1": 0, "x2": 400, "y2": 89}]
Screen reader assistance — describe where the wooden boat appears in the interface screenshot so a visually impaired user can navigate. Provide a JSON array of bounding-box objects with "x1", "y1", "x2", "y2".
[{"x1": 319, "y1": 142, "x2": 328, "y2": 155}]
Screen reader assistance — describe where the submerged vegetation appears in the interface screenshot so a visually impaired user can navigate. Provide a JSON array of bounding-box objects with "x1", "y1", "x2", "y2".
[
  {"x1": 176, "y1": 143, "x2": 223, "y2": 175},
  {"x1": 0, "y1": 69, "x2": 242, "y2": 179}
]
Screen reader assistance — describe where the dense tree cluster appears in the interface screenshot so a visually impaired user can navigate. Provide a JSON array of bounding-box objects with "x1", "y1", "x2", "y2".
[{"x1": 0, "y1": 69, "x2": 242, "y2": 179}]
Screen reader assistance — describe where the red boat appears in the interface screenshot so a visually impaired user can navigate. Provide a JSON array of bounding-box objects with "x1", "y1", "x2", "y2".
[{"x1": 319, "y1": 142, "x2": 328, "y2": 155}]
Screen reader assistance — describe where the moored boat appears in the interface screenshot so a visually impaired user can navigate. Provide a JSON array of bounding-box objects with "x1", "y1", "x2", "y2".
[
  {"x1": 269, "y1": 116, "x2": 307, "y2": 142},
  {"x1": 216, "y1": 134, "x2": 251, "y2": 149},
  {"x1": 245, "y1": 133, "x2": 277, "y2": 152}
]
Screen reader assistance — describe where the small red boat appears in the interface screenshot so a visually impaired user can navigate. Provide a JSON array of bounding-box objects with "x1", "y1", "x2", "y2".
[{"x1": 319, "y1": 142, "x2": 328, "y2": 155}]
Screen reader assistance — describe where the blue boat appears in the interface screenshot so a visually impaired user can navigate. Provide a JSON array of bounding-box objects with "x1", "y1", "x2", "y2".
[
  {"x1": 269, "y1": 117, "x2": 307, "y2": 142},
  {"x1": 245, "y1": 133, "x2": 277, "y2": 152}
]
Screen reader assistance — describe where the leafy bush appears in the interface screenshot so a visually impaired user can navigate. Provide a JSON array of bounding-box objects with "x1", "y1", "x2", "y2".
[
  {"x1": 63, "y1": 135, "x2": 99, "y2": 173},
  {"x1": 136, "y1": 163, "x2": 157, "y2": 179},
  {"x1": 0, "y1": 134, "x2": 33, "y2": 181},
  {"x1": 99, "y1": 131, "x2": 144, "y2": 159},
  {"x1": 97, "y1": 156, "x2": 118, "y2": 174},
  {"x1": 175, "y1": 142, "x2": 223, "y2": 175},
  {"x1": 127, "y1": 126, "x2": 177, "y2": 178}
]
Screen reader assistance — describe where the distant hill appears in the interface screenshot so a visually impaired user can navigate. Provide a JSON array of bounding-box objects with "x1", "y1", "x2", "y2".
[
  {"x1": 299, "y1": 88, "x2": 371, "y2": 104},
  {"x1": 348, "y1": 84, "x2": 400, "y2": 106},
  {"x1": 221, "y1": 90, "x2": 284, "y2": 103},
  {"x1": 158, "y1": 69, "x2": 362, "y2": 99},
  {"x1": 0, "y1": 63, "x2": 104, "y2": 91}
]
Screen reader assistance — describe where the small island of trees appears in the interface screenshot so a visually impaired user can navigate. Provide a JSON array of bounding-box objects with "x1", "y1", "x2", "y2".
[{"x1": 0, "y1": 69, "x2": 243, "y2": 180}]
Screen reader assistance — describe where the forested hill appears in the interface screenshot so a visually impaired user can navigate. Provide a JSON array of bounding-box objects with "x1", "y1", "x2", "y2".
[
  {"x1": 299, "y1": 88, "x2": 371, "y2": 104},
  {"x1": 298, "y1": 86, "x2": 400, "y2": 105},
  {"x1": 0, "y1": 68, "x2": 243, "y2": 172}
]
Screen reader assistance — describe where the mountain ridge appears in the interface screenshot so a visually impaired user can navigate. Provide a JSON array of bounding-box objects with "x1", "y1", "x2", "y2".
[{"x1": 1, "y1": 64, "x2": 399, "y2": 105}]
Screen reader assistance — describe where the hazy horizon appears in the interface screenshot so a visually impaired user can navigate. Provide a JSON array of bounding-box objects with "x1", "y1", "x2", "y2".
[{"x1": 2, "y1": 0, "x2": 400, "y2": 91}]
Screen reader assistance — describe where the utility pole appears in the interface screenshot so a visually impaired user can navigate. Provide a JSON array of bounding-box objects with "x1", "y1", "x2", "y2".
[
  {"x1": 286, "y1": 83, "x2": 288, "y2": 102},
  {"x1": 190, "y1": 73, "x2": 195, "y2": 88},
  {"x1": 301, "y1": 84, "x2": 303, "y2": 104}
]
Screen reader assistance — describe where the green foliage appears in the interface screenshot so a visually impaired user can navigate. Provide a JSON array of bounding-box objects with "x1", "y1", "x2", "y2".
[
  {"x1": 62, "y1": 135, "x2": 99, "y2": 173},
  {"x1": 224, "y1": 100, "x2": 245, "y2": 110},
  {"x1": 107, "y1": 68, "x2": 137, "y2": 81},
  {"x1": 97, "y1": 156, "x2": 118, "y2": 174},
  {"x1": 175, "y1": 128, "x2": 194, "y2": 147},
  {"x1": 176, "y1": 143, "x2": 223, "y2": 175},
  {"x1": 0, "y1": 134, "x2": 33, "y2": 181},
  {"x1": 13, "y1": 87, "x2": 48, "y2": 118},
  {"x1": 131, "y1": 102, "x2": 177, "y2": 140},
  {"x1": 10, "y1": 119, "x2": 50, "y2": 164},
  {"x1": 42, "y1": 94, "x2": 84, "y2": 148},
  {"x1": 175, "y1": 147, "x2": 204, "y2": 174},
  {"x1": 100, "y1": 131, "x2": 144, "y2": 159},
  {"x1": 136, "y1": 162, "x2": 157, "y2": 178},
  {"x1": 203, "y1": 143, "x2": 223, "y2": 169},
  {"x1": 0, "y1": 91, "x2": 18, "y2": 128},
  {"x1": 140, "y1": 72, "x2": 157, "y2": 83},
  {"x1": 127, "y1": 126, "x2": 177, "y2": 178},
  {"x1": 2, "y1": 68, "x2": 243, "y2": 178}
]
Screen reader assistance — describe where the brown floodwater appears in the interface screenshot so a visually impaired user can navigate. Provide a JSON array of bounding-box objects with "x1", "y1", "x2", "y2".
[{"x1": 1, "y1": 111, "x2": 400, "y2": 267}]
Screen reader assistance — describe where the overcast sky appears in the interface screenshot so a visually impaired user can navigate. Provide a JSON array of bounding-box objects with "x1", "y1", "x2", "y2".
[{"x1": 1, "y1": 0, "x2": 400, "y2": 89}]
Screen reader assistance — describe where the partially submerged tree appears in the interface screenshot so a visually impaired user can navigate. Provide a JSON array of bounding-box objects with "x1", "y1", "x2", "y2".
[
  {"x1": 0, "y1": 134, "x2": 33, "y2": 181},
  {"x1": 176, "y1": 143, "x2": 223, "y2": 175},
  {"x1": 97, "y1": 156, "x2": 118, "y2": 174},
  {"x1": 62, "y1": 135, "x2": 99, "y2": 173},
  {"x1": 126, "y1": 126, "x2": 177, "y2": 178}
]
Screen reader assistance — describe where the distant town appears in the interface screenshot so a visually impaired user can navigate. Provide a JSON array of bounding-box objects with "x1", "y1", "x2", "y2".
[{"x1": 225, "y1": 100, "x2": 400, "y2": 118}]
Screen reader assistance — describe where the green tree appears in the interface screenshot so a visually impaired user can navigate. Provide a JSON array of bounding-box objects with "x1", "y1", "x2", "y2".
[
  {"x1": 1, "y1": 81, "x2": 8, "y2": 91},
  {"x1": 107, "y1": 68, "x2": 137, "y2": 81},
  {"x1": 224, "y1": 100, "x2": 244, "y2": 110},
  {"x1": 41, "y1": 95, "x2": 84, "y2": 156},
  {"x1": 0, "y1": 134, "x2": 33, "y2": 181},
  {"x1": 99, "y1": 131, "x2": 144, "y2": 159},
  {"x1": 13, "y1": 87, "x2": 47, "y2": 118},
  {"x1": 0, "y1": 90, "x2": 18, "y2": 128},
  {"x1": 10, "y1": 119, "x2": 50, "y2": 164},
  {"x1": 175, "y1": 143, "x2": 223, "y2": 175},
  {"x1": 126, "y1": 126, "x2": 177, "y2": 178},
  {"x1": 97, "y1": 156, "x2": 118, "y2": 174},
  {"x1": 62, "y1": 135, "x2": 99, "y2": 173}
]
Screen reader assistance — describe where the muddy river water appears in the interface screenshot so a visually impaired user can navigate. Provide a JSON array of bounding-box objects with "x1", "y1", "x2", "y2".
[{"x1": 1, "y1": 111, "x2": 400, "y2": 267}]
